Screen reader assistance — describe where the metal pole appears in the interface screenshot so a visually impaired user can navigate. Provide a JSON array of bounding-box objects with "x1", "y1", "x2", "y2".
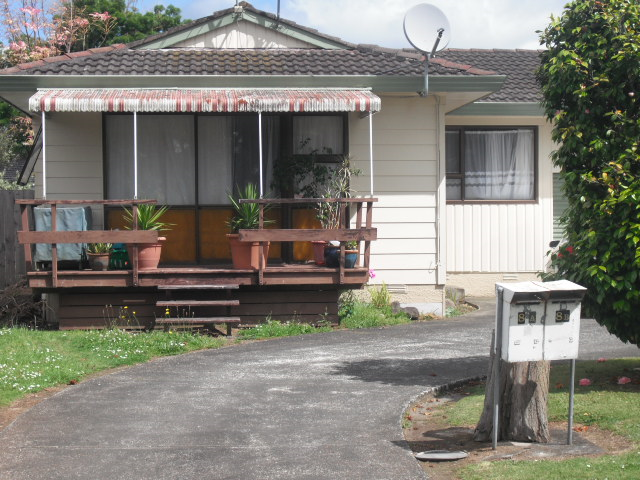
[
  {"x1": 369, "y1": 112, "x2": 374, "y2": 196},
  {"x1": 493, "y1": 286, "x2": 504, "y2": 450},
  {"x1": 41, "y1": 111, "x2": 47, "y2": 199},
  {"x1": 258, "y1": 112, "x2": 264, "y2": 197},
  {"x1": 568, "y1": 358, "x2": 576, "y2": 445},
  {"x1": 133, "y1": 111, "x2": 138, "y2": 200}
]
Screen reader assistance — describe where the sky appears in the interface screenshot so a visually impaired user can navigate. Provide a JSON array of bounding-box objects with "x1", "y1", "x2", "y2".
[{"x1": 137, "y1": 0, "x2": 571, "y2": 50}]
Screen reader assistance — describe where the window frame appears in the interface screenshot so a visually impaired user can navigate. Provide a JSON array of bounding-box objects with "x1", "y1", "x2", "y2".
[{"x1": 445, "y1": 125, "x2": 539, "y2": 204}]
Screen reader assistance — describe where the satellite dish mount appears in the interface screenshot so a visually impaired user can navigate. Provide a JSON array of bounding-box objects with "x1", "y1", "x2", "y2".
[{"x1": 403, "y1": 4, "x2": 451, "y2": 96}]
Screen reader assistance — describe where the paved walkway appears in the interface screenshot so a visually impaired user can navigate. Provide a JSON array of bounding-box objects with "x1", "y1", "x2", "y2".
[{"x1": 1, "y1": 300, "x2": 637, "y2": 479}]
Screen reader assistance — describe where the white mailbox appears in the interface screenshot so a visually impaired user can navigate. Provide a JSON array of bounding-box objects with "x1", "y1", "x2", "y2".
[
  {"x1": 535, "y1": 280, "x2": 586, "y2": 360},
  {"x1": 496, "y1": 280, "x2": 586, "y2": 362},
  {"x1": 497, "y1": 282, "x2": 549, "y2": 362}
]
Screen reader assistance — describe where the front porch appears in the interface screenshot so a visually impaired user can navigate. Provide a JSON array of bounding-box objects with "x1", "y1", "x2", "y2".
[{"x1": 17, "y1": 197, "x2": 376, "y2": 329}]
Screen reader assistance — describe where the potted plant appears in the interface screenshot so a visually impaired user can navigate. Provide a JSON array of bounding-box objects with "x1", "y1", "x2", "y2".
[
  {"x1": 86, "y1": 242, "x2": 112, "y2": 271},
  {"x1": 316, "y1": 156, "x2": 360, "y2": 267},
  {"x1": 122, "y1": 204, "x2": 173, "y2": 270},
  {"x1": 227, "y1": 183, "x2": 273, "y2": 269},
  {"x1": 344, "y1": 240, "x2": 359, "y2": 268}
]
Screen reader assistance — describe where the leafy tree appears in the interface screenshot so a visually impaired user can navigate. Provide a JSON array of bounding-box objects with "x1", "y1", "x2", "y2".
[
  {"x1": 538, "y1": 0, "x2": 640, "y2": 345},
  {"x1": 72, "y1": 0, "x2": 185, "y2": 47}
]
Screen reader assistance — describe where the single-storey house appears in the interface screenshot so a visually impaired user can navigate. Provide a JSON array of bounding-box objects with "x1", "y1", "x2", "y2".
[{"x1": 0, "y1": 2, "x2": 557, "y2": 327}]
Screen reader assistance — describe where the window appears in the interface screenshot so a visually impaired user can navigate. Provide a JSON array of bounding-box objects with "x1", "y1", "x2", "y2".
[
  {"x1": 446, "y1": 127, "x2": 536, "y2": 201},
  {"x1": 104, "y1": 113, "x2": 344, "y2": 264}
]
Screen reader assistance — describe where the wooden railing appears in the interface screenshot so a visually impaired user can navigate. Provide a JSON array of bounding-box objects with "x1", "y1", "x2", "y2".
[
  {"x1": 238, "y1": 197, "x2": 377, "y2": 284},
  {"x1": 15, "y1": 199, "x2": 157, "y2": 287}
]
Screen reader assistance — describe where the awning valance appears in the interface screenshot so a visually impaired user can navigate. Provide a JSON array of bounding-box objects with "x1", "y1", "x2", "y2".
[{"x1": 29, "y1": 88, "x2": 381, "y2": 113}]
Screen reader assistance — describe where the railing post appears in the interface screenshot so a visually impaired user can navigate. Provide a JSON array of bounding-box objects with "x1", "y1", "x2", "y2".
[
  {"x1": 51, "y1": 203, "x2": 58, "y2": 287},
  {"x1": 364, "y1": 201, "x2": 373, "y2": 269},
  {"x1": 20, "y1": 204, "x2": 32, "y2": 271},
  {"x1": 131, "y1": 204, "x2": 139, "y2": 286},
  {"x1": 258, "y1": 202, "x2": 265, "y2": 285}
]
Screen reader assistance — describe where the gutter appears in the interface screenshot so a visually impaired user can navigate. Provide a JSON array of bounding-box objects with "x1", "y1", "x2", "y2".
[{"x1": 0, "y1": 74, "x2": 506, "y2": 95}]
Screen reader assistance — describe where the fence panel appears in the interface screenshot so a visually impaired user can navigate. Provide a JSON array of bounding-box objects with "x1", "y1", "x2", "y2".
[{"x1": 0, "y1": 189, "x2": 34, "y2": 288}]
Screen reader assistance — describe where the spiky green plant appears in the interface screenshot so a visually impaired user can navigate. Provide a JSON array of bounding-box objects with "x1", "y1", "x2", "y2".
[
  {"x1": 123, "y1": 204, "x2": 173, "y2": 231},
  {"x1": 226, "y1": 183, "x2": 273, "y2": 233}
]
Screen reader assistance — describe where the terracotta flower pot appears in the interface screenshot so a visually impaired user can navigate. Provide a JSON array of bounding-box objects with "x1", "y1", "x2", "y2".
[
  {"x1": 87, "y1": 252, "x2": 110, "y2": 271},
  {"x1": 128, "y1": 236, "x2": 165, "y2": 270},
  {"x1": 227, "y1": 234, "x2": 269, "y2": 270},
  {"x1": 311, "y1": 240, "x2": 327, "y2": 265}
]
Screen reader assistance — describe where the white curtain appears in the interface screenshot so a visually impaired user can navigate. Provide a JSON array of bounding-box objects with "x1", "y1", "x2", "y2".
[
  {"x1": 293, "y1": 116, "x2": 343, "y2": 154},
  {"x1": 464, "y1": 129, "x2": 534, "y2": 200},
  {"x1": 198, "y1": 116, "x2": 233, "y2": 205},
  {"x1": 106, "y1": 115, "x2": 195, "y2": 204}
]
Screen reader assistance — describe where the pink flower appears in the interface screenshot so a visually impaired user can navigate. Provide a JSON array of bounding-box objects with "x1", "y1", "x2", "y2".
[
  {"x1": 618, "y1": 377, "x2": 631, "y2": 385},
  {"x1": 90, "y1": 11, "x2": 113, "y2": 22},
  {"x1": 579, "y1": 378, "x2": 591, "y2": 386},
  {"x1": 368, "y1": 269, "x2": 376, "y2": 279},
  {"x1": 597, "y1": 358, "x2": 606, "y2": 363}
]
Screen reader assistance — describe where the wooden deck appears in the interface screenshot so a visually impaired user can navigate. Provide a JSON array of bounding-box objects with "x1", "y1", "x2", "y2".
[
  {"x1": 25, "y1": 263, "x2": 371, "y2": 289},
  {"x1": 16, "y1": 197, "x2": 376, "y2": 330}
]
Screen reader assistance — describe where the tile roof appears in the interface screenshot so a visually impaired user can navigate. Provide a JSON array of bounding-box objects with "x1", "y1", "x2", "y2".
[
  {"x1": 0, "y1": 46, "x2": 493, "y2": 77},
  {"x1": 437, "y1": 49, "x2": 543, "y2": 103}
]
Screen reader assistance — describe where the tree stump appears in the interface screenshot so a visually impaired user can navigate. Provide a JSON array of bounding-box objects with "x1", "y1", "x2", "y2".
[{"x1": 474, "y1": 344, "x2": 550, "y2": 443}]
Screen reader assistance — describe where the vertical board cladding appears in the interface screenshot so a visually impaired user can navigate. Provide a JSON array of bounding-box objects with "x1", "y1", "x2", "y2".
[
  {"x1": 349, "y1": 95, "x2": 440, "y2": 286},
  {"x1": 445, "y1": 117, "x2": 555, "y2": 273},
  {"x1": 172, "y1": 22, "x2": 315, "y2": 49},
  {"x1": 34, "y1": 112, "x2": 104, "y2": 227}
]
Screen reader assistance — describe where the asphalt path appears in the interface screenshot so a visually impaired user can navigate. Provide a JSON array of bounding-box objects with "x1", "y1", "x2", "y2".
[{"x1": 0, "y1": 300, "x2": 637, "y2": 479}]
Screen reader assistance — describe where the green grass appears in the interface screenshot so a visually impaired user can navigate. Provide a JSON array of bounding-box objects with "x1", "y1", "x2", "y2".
[
  {"x1": 340, "y1": 302, "x2": 411, "y2": 329},
  {"x1": 237, "y1": 318, "x2": 333, "y2": 340},
  {"x1": 0, "y1": 301, "x2": 411, "y2": 409},
  {"x1": 0, "y1": 327, "x2": 225, "y2": 407},
  {"x1": 438, "y1": 358, "x2": 640, "y2": 480}
]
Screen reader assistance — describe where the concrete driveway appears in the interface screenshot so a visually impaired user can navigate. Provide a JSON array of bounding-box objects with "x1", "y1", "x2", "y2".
[{"x1": 0, "y1": 300, "x2": 637, "y2": 479}]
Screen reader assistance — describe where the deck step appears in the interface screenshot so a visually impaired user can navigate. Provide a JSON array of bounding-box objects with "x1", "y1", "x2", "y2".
[
  {"x1": 154, "y1": 317, "x2": 240, "y2": 336},
  {"x1": 156, "y1": 299, "x2": 240, "y2": 307},
  {"x1": 155, "y1": 317, "x2": 241, "y2": 324},
  {"x1": 157, "y1": 284, "x2": 240, "y2": 290}
]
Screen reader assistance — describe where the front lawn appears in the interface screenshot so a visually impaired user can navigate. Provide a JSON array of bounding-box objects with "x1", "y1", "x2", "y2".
[{"x1": 442, "y1": 358, "x2": 640, "y2": 480}]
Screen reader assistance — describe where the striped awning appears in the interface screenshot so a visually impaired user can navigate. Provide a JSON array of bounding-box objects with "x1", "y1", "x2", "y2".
[{"x1": 29, "y1": 88, "x2": 381, "y2": 113}]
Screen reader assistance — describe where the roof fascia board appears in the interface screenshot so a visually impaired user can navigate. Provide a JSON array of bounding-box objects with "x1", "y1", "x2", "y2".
[
  {"x1": 136, "y1": 14, "x2": 237, "y2": 49},
  {"x1": 137, "y1": 10, "x2": 346, "y2": 50},
  {"x1": 448, "y1": 102, "x2": 543, "y2": 116},
  {"x1": 0, "y1": 74, "x2": 505, "y2": 94}
]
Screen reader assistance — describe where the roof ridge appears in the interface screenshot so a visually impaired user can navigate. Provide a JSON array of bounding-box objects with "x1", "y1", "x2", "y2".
[{"x1": 128, "y1": 2, "x2": 357, "y2": 50}]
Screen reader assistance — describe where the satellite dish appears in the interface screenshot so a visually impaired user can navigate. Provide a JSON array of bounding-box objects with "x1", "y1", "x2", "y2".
[{"x1": 403, "y1": 3, "x2": 451, "y2": 57}]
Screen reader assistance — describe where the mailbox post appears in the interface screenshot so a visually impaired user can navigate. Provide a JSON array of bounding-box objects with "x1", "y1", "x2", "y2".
[{"x1": 493, "y1": 280, "x2": 587, "y2": 448}]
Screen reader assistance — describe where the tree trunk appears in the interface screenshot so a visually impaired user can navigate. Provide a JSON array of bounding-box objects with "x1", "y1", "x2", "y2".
[{"x1": 474, "y1": 338, "x2": 550, "y2": 443}]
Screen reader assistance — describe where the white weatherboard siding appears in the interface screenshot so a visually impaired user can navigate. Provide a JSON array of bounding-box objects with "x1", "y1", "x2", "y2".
[
  {"x1": 173, "y1": 22, "x2": 314, "y2": 49},
  {"x1": 349, "y1": 95, "x2": 442, "y2": 286},
  {"x1": 35, "y1": 112, "x2": 104, "y2": 226},
  {"x1": 445, "y1": 117, "x2": 555, "y2": 273}
]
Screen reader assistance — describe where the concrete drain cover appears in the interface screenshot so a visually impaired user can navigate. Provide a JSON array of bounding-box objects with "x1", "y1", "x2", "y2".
[{"x1": 415, "y1": 450, "x2": 469, "y2": 462}]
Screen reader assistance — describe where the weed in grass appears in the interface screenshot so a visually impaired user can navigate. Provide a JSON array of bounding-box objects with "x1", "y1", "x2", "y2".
[
  {"x1": 340, "y1": 302, "x2": 411, "y2": 329},
  {"x1": 369, "y1": 283, "x2": 391, "y2": 309}
]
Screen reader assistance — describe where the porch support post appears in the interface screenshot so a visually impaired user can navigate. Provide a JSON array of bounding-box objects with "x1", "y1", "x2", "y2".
[
  {"x1": 368, "y1": 112, "x2": 374, "y2": 196},
  {"x1": 258, "y1": 111, "x2": 264, "y2": 197},
  {"x1": 41, "y1": 111, "x2": 47, "y2": 199},
  {"x1": 133, "y1": 111, "x2": 138, "y2": 199}
]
